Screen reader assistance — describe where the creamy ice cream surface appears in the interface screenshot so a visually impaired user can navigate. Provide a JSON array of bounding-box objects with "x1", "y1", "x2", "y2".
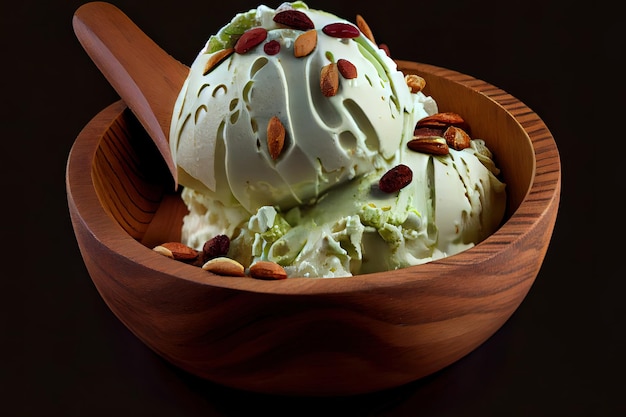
[
  {"x1": 170, "y1": 1, "x2": 431, "y2": 213},
  {"x1": 169, "y1": 2, "x2": 507, "y2": 278}
]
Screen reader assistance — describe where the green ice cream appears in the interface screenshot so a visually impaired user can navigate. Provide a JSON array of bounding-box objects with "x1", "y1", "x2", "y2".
[{"x1": 171, "y1": 2, "x2": 506, "y2": 277}]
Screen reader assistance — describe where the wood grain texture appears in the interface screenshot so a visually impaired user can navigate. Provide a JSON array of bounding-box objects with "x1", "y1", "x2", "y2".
[{"x1": 66, "y1": 62, "x2": 560, "y2": 396}]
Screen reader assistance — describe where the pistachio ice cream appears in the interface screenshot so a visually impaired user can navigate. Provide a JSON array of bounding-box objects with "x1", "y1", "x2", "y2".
[{"x1": 169, "y1": 2, "x2": 507, "y2": 277}]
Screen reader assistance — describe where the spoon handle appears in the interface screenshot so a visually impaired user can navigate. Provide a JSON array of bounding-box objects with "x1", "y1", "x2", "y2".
[{"x1": 73, "y1": 1, "x2": 188, "y2": 185}]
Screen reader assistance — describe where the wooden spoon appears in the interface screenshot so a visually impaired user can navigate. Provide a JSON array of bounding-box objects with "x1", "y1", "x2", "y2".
[{"x1": 73, "y1": 1, "x2": 189, "y2": 186}]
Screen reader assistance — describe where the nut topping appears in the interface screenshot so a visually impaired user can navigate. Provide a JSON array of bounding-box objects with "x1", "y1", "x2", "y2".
[
  {"x1": 355, "y1": 14, "x2": 376, "y2": 43},
  {"x1": 202, "y1": 257, "x2": 246, "y2": 277},
  {"x1": 153, "y1": 242, "x2": 199, "y2": 262},
  {"x1": 202, "y1": 234, "x2": 230, "y2": 262},
  {"x1": 294, "y1": 29, "x2": 317, "y2": 57},
  {"x1": 203, "y1": 48, "x2": 234, "y2": 75},
  {"x1": 405, "y1": 74, "x2": 426, "y2": 93},
  {"x1": 407, "y1": 137, "x2": 450, "y2": 156},
  {"x1": 416, "y1": 112, "x2": 467, "y2": 130},
  {"x1": 320, "y1": 63, "x2": 339, "y2": 97},
  {"x1": 249, "y1": 261, "x2": 288, "y2": 280},
  {"x1": 267, "y1": 116, "x2": 286, "y2": 160},
  {"x1": 264, "y1": 40, "x2": 281, "y2": 55},
  {"x1": 234, "y1": 27, "x2": 268, "y2": 54},
  {"x1": 322, "y1": 22, "x2": 360, "y2": 38},
  {"x1": 379, "y1": 164, "x2": 413, "y2": 193},
  {"x1": 413, "y1": 126, "x2": 445, "y2": 138},
  {"x1": 273, "y1": 9, "x2": 314, "y2": 31},
  {"x1": 411, "y1": 112, "x2": 474, "y2": 153},
  {"x1": 443, "y1": 126, "x2": 471, "y2": 150},
  {"x1": 337, "y1": 59, "x2": 357, "y2": 79}
]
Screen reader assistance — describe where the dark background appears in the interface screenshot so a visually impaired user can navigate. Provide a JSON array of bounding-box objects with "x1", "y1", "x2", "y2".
[{"x1": 3, "y1": 0, "x2": 620, "y2": 416}]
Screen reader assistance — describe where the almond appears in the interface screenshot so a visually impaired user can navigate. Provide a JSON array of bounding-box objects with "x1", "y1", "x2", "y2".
[
  {"x1": 202, "y1": 257, "x2": 246, "y2": 277},
  {"x1": 249, "y1": 261, "x2": 288, "y2": 280},
  {"x1": 416, "y1": 112, "x2": 467, "y2": 130},
  {"x1": 355, "y1": 14, "x2": 376, "y2": 43},
  {"x1": 153, "y1": 242, "x2": 199, "y2": 261},
  {"x1": 320, "y1": 63, "x2": 339, "y2": 97},
  {"x1": 337, "y1": 59, "x2": 357, "y2": 79},
  {"x1": 379, "y1": 164, "x2": 413, "y2": 193},
  {"x1": 407, "y1": 137, "x2": 450, "y2": 156},
  {"x1": 234, "y1": 27, "x2": 268, "y2": 54},
  {"x1": 443, "y1": 126, "x2": 471, "y2": 150},
  {"x1": 267, "y1": 116, "x2": 286, "y2": 160},
  {"x1": 294, "y1": 29, "x2": 317, "y2": 58},
  {"x1": 203, "y1": 48, "x2": 234, "y2": 75}
]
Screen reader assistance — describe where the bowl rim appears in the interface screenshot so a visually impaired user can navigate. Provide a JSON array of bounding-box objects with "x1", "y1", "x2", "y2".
[{"x1": 66, "y1": 61, "x2": 561, "y2": 295}]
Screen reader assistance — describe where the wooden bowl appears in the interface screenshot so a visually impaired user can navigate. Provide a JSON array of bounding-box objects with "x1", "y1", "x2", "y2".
[{"x1": 66, "y1": 60, "x2": 560, "y2": 396}]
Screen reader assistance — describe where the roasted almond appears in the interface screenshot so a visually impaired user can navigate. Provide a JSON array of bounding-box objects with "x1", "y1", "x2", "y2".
[
  {"x1": 416, "y1": 112, "x2": 467, "y2": 130},
  {"x1": 249, "y1": 261, "x2": 288, "y2": 280},
  {"x1": 379, "y1": 164, "x2": 413, "y2": 193},
  {"x1": 405, "y1": 74, "x2": 426, "y2": 93},
  {"x1": 407, "y1": 137, "x2": 450, "y2": 156},
  {"x1": 337, "y1": 59, "x2": 357, "y2": 79},
  {"x1": 202, "y1": 257, "x2": 246, "y2": 277},
  {"x1": 355, "y1": 14, "x2": 376, "y2": 43},
  {"x1": 267, "y1": 116, "x2": 286, "y2": 160},
  {"x1": 203, "y1": 48, "x2": 234, "y2": 75},
  {"x1": 320, "y1": 63, "x2": 339, "y2": 97},
  {"x1": 294, "y1": 29, "x2": 317, "y2": 57},
  {"x1": 443, "y1": 126, "x2": 471, "y2": 150},
  {"x1": 153, "y1": 242, "x2": 199, "y2": 261},
  {"x1": 234, "y1": 27, "x2": 268, "y2": 54}
]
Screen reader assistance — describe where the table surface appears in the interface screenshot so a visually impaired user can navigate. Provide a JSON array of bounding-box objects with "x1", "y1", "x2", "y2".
[{"x1": 4, "y1": 1, "x2": 620, "y2": 416}]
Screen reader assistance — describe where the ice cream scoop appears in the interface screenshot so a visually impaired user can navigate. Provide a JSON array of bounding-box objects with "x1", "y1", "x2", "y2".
[
  {"x1": 169, "y1": 2, "x2": 433, "y2": 213},
  {"x1": 170, "y1": 2, "x2": 507, "y2": 278}
]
